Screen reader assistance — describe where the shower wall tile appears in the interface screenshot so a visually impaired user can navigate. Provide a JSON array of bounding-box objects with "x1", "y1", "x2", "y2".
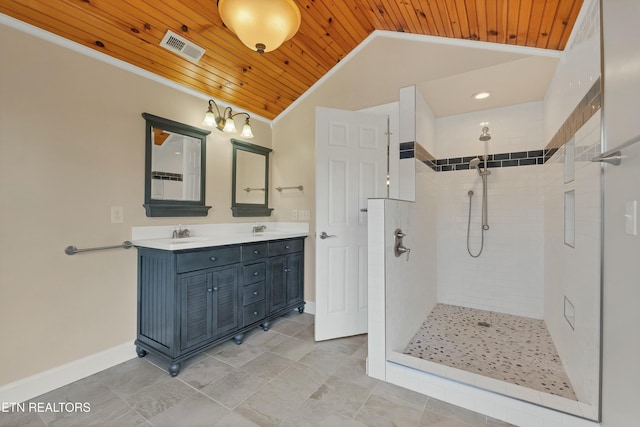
[
  {"x1": 436, "y1": 101, "x2": 545, "y2": 160},
  {"x1": 542, "y1": 0, "x2": 602, "y2": 406},
  {"x1": 375, "y1": 161, "x2": 439, "y2": 355},
  {"x1": 434, "y1": 101, "x2": 545, "y2": 319},
  {"x1": 435, "y1": 166, "x2": 545, "y2": 319},
  {"x1": 543, "y1": 0, "x2": 600, "y2": 145},
  {"x1": 543, "y1": 111, "x2": 601, "y2": 406}
]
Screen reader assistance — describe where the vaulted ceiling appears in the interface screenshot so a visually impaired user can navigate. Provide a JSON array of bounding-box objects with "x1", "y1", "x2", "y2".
[{"x1": 0, "y1": 0, "x2": 583, "y2": 120}]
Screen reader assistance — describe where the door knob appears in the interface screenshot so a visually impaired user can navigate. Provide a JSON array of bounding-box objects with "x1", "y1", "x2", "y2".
[{"x1": 319, "y1": 231, "x2": 336, "y2": 239}]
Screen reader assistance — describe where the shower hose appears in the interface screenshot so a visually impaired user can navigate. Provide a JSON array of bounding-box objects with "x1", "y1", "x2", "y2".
[{"x1": 466, "y1": 190, "x2": 484, "y2": 258}]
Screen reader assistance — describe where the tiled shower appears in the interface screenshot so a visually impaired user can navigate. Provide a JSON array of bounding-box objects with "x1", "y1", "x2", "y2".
[{"x1": 368, "y1": 91, "x2": 602, "y2": 425}]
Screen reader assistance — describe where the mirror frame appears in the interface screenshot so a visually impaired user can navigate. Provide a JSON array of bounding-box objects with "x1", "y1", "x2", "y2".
[
  {"x1": 142, "y1": 113, "x2": 211, "y2": 217},
  {"x1": 231, "y1": 138, "x2": 273, "y2": 217}
]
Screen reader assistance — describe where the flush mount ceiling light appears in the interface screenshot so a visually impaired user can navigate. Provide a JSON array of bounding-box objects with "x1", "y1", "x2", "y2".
[
  {"x1": 472, "y1": 91, "x2": 492, "y2": 100},
  {"x1": 218, "y1": 0, "x2": 301, "y2": 54},
  {"x1": 203, "y1": 99, "x2": 254, "y2": 138}
]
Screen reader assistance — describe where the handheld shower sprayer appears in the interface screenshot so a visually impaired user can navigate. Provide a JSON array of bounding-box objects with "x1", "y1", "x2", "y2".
[{"x1": 469, "y1": 157, "x2": 490, "y2": 177}]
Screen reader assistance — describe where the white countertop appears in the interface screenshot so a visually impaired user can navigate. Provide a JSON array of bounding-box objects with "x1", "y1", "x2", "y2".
[{"x1": 132, "y1": 222, "x2": 309, "y2": 251}]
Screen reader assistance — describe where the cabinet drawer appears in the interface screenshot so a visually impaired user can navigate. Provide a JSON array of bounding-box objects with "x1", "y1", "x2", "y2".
[
  {"x1": 243, "y1": 301, "x2": 266, "y2": 326},
  {"x1": 242, "y1": 243, "x2": 268, "y2": 262},
  {"x1": 177, "y1": 246, "x2": 241, "y2": 273},
  {"x1": 243, "y1": 262, "x2": 266, "y2": 285},
  {"x1": 243, "y1": 282, "x2": 265, "y2": 306},
  {"x1": 268, "y1": 239, "x2": 303, "y2": 256}
]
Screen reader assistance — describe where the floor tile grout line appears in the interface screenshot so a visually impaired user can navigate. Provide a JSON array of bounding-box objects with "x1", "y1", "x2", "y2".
[{"x1": 351, "y1": 387, "x2": 376, "y2": 422}]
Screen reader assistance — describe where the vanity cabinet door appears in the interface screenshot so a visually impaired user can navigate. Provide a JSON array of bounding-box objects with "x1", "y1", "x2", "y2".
[
  {"x1": 211, "y1": 266, "x2": 240, "y2": 339},
  {"x1": 268, "y1": 251, "x2": 304, "y2": 313},
  {"x1": 268, "y1": 255, "x2": 288, "y2": 313},
  {"x1": 179, "y1": 272, "x2": 213, "y2": 351},
  {"x1": 179, "y1": 266, "x2": 240, "y2": 351},
  {"x1": 285, "y1": 253, "x2": 303, "y2": 306}
]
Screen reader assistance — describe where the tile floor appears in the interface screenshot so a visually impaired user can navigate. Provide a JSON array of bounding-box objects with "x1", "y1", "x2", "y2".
[
  {"x1": 1, "y1": 313, "x2": 514, "y2": 427},
  {"x1": 404, "y1": 304, "x2": 576, "y2": 400}
]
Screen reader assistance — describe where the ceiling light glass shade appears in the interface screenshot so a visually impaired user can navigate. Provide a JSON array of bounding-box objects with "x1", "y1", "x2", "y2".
[
  {"x1": 240, "y1": 119, "x2": 254, "y2": 138},
  {"x1": 218, "y1": 0, "x2": 301, "y2": 54}
]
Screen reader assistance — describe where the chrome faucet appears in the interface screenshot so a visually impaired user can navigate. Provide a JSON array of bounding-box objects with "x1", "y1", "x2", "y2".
[
  {"x1": 252, "y1": 224, "x2": 267, "y2": 233},
  {"x1": 172, "y1": 225, "x2": 190, "y2": 238}
]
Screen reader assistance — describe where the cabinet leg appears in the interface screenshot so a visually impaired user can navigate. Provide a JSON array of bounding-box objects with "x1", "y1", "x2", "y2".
[
  {"x1": 234, "y1": 334, "x2": 244, "y2": 345},
  {"x1": 136, "y1": 346, "x2": 147, "y2": 358},
  {"x1": 297, "y1": 305, "x2": 305, "y2": 314},
  {"x1": 168, "y1": 363, "x2": 181, "y2": 377},
  {"x1": 261, "y1": 321, "x2": 270, "y2": 331}
]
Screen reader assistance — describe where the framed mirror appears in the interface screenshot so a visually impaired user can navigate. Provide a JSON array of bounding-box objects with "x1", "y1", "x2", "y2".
[
  {"x1": 231, "y1": 138, "x2": 273, "y2": 217},
  {"x1": 142, "y1": 113, "x2": 211, "y2": 217}
]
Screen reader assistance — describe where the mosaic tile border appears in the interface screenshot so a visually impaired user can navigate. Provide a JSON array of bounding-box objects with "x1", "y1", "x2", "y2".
[
  {"x1": 400, "y1": 143, "x2": 558, "y2": 172},
  {"x1": 151, "y1": 171, "x2": 183, "y2": 181},
  {"x1": 431, "y1": 150, "x2": 553, "y2": 172},
  {"x1": 545, "y1": 78, "x2": 601, "y2": 151}
]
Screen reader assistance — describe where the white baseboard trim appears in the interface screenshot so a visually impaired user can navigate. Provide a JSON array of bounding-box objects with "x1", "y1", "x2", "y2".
[{"x1": 0, "y1": 342, "x2": 136, "y2": 404}]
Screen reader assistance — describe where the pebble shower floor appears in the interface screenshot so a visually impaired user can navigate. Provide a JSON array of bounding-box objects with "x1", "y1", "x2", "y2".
[{"x1": 403, "y1": 303, "x2": 577, "y2": 400}]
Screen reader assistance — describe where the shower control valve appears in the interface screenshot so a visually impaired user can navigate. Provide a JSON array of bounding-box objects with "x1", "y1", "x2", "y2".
[
  {"x1": 393, "y1": 228, "x2": 411, "y2": 261},
  {"x1": 396, "y1": 245, "x2": 411, "y2": 261}
]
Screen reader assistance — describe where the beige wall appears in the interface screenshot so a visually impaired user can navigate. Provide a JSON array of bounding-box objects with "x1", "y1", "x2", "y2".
[{"x1": 0, "y1": 24, "x2": 271, "y2": 386}]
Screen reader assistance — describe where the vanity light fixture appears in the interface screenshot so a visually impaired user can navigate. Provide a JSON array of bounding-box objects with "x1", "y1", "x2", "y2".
[
  {"x1": 203, "y1": 99, "x2": 254, "y2": 138},
  {"x1": 218, "y1": 0, "x2": 301, "y2": 54},
  {"x1": 472, "y1": 91, "x2": 492, "y2": 100}
]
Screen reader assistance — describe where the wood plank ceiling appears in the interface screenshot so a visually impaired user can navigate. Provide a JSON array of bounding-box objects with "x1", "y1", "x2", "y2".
[{"x1": 0, "y1": 0, "x2": 583, "y2": 120}]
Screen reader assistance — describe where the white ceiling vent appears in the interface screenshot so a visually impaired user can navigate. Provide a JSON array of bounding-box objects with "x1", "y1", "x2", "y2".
[{"x1": 160, "y1": 30, "x2": 205, "y2": 63}]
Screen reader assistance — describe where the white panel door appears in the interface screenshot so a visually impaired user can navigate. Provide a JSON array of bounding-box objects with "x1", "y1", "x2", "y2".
[{"x1": 315, "y1": 107, "x2": 387, "y2": 341}]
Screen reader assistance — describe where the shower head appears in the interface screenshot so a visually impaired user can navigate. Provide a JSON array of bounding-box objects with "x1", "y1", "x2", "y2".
[{"x1": 479, "y1": 126, "x2": 491, "y2": 142}]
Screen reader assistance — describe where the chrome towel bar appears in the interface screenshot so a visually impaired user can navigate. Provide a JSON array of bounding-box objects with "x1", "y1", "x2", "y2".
[
  {"x1": 591, "y1": 150, "x2": 621, "y2": 165},
  {"x1": 592, "y1": 133, "x2": 640, "y2": 166},
  {"x1": 65, "y1": 241, "x2": 133, "y2": 255},
  {"x1": 276, "y1": 185, "x2": 303, "y2": 192}
]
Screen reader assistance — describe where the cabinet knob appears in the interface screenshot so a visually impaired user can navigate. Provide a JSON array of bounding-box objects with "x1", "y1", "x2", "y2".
[
  {"x1": 253, "y1": 291, "x2": 259, "y2": 296},
  {"x1": 207, "y1": 288, "x2": 212, "y2": 292},
  {"x1": 285, "y1": 245, "x2": 290, "y2": 249},
  {"x1": 253, "y1": 271, "x2": 259, "y2": 276},
  {"x1": 210, "y1": 256, "x2": 217, "y2": 261},
  {"x1": 212, "y1": 287, "x2": 218, "y2": 291},
  {"x1": 253, "y1": 311, "x2": 258, "y2": 316},
  {"x1": 253, "y1": 250, "x2": 259, "y2": 254},
  {"x1": 284, "y1": 268, "x2": 291, "y2": 273}
]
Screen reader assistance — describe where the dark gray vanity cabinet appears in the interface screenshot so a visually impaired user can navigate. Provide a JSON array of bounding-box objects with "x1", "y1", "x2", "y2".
[{"x1": 135, "y1": 237, "x2": 305, "y2": 376}]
